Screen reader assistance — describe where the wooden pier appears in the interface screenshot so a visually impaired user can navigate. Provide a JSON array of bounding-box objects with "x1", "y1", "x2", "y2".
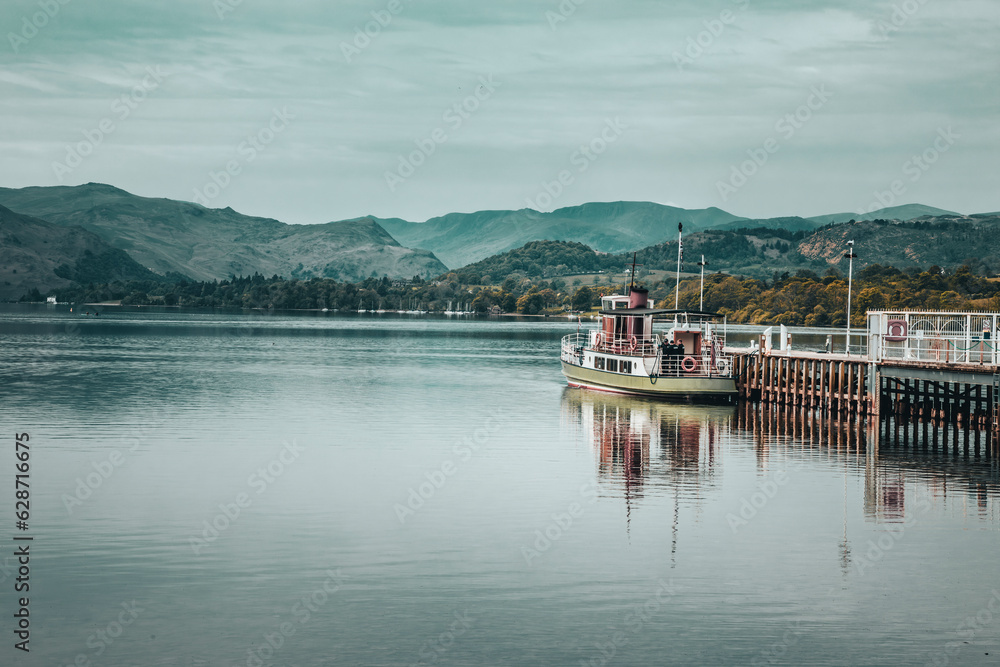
[
  {"x1": 733, "y1": 352, "x2": 873, "y2": 414},
  {"x1": 730, "y1": 310, "x2": 1000, "y2": 434}
]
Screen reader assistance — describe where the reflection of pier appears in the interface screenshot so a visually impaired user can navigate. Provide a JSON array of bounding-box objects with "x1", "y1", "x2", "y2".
[
  {"x1": 735, "y1": 402, "x2": 999, "y2": 523},
  {"x1": 562, "y1": 387, "x2": 999, "y2": 574}
]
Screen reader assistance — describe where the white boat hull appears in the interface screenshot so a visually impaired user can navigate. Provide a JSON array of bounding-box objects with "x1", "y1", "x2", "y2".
[{"x1": 561, "y1": 360, "x2": 736, "y2": 401}]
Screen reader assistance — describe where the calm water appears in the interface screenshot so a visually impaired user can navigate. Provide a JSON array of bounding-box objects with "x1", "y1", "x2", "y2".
[{"x1": 1, "y1": 304, "x2": 998, "y2": 666}]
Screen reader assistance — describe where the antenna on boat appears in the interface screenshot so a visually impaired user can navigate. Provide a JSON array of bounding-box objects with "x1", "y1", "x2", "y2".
[
  {"x1": 674, "y1": 222, "x2": 683, "y2": 309},
  {"x1": 628, "y1": 252, "x2": 637, "y2": 292},
  {"x1": 697, "y1": 255, "x2": 707, "y2": 312}
]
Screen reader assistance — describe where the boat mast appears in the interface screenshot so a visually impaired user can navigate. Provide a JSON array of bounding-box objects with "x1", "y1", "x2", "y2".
[
  {"x1": 674, "y1": 222, "x2": 683, "y2": 309},
  {"x1": 698, "y1": 255, "x2": 707, "y2": 312},
  {"x1": 629, "y1": 252, "x2": 637, "y2": 293}
]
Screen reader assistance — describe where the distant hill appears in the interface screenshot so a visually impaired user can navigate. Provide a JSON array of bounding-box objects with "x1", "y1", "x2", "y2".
[
  {"x1": 628, "y1": 214, "x2": 1000, "y2": 278},
  {"x1": 616, "y1": 227, "x2": 809, "y2": 279},
  {"x1": 450, "y1": 214, "x2": 1000, "y2": 283},
  {"x1": 377, "y1": 201, "x2": 746, "y2": 268},
  {"x1": 2, "y1": 183, "x2": 990, "y2": 295},
  {"x1": 714, "y1": 216, "x2": 821, "y2": 233},
  {"x1": 443, "y1": 229, "x2": 820, "y2": 284},
  {"x1": 381, "y1": 202, "x2": 972, "y2": 269},
  {"x1": 807, "y1": 204, "x2": 961, "y2": 225},
  {"x1": 796, "y1": 215, "x2": 999, "y2": 273},
  {"x1": 0, "y1": 204, "x2": 160, "y2": 300},
  {"x1": 450, "y1": 240, "x2": 616, "y2": 284},
  {"x1": 0, "y1": 184, "x2": 447, "y2": 283}
]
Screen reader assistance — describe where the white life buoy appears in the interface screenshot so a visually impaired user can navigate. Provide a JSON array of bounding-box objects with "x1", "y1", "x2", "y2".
[{"x1": 681, "y1": 356, "x2": 698, "y2": 373}]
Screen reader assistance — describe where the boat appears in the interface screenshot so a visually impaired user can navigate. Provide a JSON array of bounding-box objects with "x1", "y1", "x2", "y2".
[{"x1": 559, "y1": 287, "x2": 737, "y2": 401}]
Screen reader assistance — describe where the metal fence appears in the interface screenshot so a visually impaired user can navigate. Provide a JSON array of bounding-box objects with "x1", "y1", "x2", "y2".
[{"x1": 867, "y1": 311, "x2": 1000, "y2": 365}]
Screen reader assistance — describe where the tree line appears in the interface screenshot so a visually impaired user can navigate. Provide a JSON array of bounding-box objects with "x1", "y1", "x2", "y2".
[
  {"x1": 20, "y1": 261, "x2": 1000, "y2": 324},
  {"x1": 658, "y1": 264, "x2": 1000, "y2": 326}
]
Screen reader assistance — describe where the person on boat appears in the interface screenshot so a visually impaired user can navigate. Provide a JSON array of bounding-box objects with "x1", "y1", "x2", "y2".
[{"x1": 661, "y1": 340, "x2": 683, "y2": 357}]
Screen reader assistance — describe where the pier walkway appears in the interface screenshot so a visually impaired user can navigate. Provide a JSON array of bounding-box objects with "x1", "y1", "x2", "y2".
[{"x1": 728, "y1": 310, "x2": 1000, "y2": 433}]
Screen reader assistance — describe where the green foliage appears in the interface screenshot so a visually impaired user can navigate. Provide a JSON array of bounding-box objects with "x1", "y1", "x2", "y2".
[
  {"x1": 34, "y1": 259, "x2": 999, "y2": 326},
  {"x1": 516, "y1": 290, "x2": 545, "y2": 315},
  {"x1": 648, "y1": 264, "x2": 999, "y2": 326},
  {"x1": 34, "y1": 273, "x2": 527, "y2": 314},
  {"x1": 571, "y1": 286, "x2": 595, "y2": 311},
  {"x1": 18, "y1": 288, "x2": 43, "y2": 303},
  {"x1": 452, "y1": 240, "x2": 616, "y2": 284},
  {"x1": 53, "y1": 248, "x2": 162, "y2": 284}
]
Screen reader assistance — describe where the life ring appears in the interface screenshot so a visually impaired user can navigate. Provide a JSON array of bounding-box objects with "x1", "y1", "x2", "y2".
[
  {"x1": 629, "y1": 335, "x2": 637, "y2": 352},
  {"x1": 681, "y1": 355, "x2": 698, "y2": 373},
  {"x1": 886, "y1": 319, "x2": 908, "y2": 341}
]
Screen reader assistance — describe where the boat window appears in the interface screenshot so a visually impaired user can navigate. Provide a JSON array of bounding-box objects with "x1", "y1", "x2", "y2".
[
  {"x1": 607, "y1": 359, "x2": 618, "y2": 373},
  {"x1": 594, "y1": 356, "x2": 605, "y2": 370},
  {"x1": 621, "y1": 361, "x2": 632, "y2": 374}
]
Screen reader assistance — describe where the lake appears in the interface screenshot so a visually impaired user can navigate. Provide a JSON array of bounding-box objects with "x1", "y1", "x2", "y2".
[{"x1": 1, "y1": 304, "x2": 998, "y2": 666}]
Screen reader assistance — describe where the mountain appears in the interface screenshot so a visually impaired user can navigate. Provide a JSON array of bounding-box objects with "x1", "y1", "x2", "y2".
[
  {"x1": 0, "y1": 184, "x2": 448, "y2": 283},
  {"x1": 807, "y1": 204, "x2": 961, "y2": 225},
  {"x1": 376, "y1": 201, "x2": 746, "y2": 268},
  {"x1": 377, "y1": 202, "x2": 965, "y2": 270},
  {"x1": 714, "y1": 216, "x2": 821, "y2": 233},
  {"x1": 2, "y1": 184, "x2": 987, "y2": 293},
  {"x1": 796, "y1": 215, "x2": 998, "y2": 273},
  {"x1": 0, "y1": 204, "x2": 160, "y2": 300},
  {"x1": 450, "y1": 240, "x2": 616, "y2": 284},
  {"x1": 617, "y1": 214, "x2": 1000, "y2": 279}
]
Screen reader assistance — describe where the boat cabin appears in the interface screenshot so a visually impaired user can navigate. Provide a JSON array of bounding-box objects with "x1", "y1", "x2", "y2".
[
  {"x1": 596, "y1": 289, "x2": 661, "y2": 355},
  {"x1": 592, "y1": 289, "x2": 723, "y2": 361}
]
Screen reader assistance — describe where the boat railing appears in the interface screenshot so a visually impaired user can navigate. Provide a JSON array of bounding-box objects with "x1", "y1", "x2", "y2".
[
  {"x1": 655, "y1": 353, "x2": 734, "y2": 378},
  {"x1": 561, "y1": 332, "x2": 589, "y2": 364},
  {"x1": 591, "y1": 331, "x2": 659, "y2": 356},
  {"x1": 561, "y1": 332, "x2": 735, "y2": 377}
]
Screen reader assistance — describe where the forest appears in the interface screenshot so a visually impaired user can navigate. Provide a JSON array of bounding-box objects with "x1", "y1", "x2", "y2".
[
  {"x1": 660, "y1": 264, "x2": 1000, "y2": 326},
  {"x1": 21, "y1": 258, "x2": 1000, "y2": 326}
]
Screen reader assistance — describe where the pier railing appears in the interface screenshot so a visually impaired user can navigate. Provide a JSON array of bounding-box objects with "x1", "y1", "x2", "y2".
[
  {"x1": 868, "y1": 311, "x2": 1000, "y2": 366},
  {"x1": 729, "y1": 310, "x2": 1000, "y2": 435}
]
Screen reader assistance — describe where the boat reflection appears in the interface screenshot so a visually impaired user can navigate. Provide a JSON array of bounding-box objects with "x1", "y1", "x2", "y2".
[
  {"x1": 562, "y1": 387, "x2": 735, "y2": 501},
  {"x1": 562, "y1": 388, "x2": 736, "y2": 564}
]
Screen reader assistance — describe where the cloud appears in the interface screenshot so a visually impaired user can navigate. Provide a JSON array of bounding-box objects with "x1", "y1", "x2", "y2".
[{"x1": 0, "y1": 0, "x2": 997, "y2": 222}]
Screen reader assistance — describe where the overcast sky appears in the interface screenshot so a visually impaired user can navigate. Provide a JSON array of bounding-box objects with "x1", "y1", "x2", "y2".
[{"x1": 1, "y1": 0, "x2": 997, "y2": 224}]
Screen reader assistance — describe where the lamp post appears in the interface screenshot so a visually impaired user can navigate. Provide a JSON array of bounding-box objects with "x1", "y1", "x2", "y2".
[
  {"x1": 674, "y1": 222, "x2": 683, "y2": 309},
  {"x1": 845, "y1": 240, "x2": 857, "y2": 354},
  {"x1": 697, "y1": 255, "x2": 707, "y2": 312}
]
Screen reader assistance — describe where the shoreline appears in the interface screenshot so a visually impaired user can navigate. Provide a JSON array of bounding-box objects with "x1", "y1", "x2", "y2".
[
  {"x1": 10, "y1": 300, "x2": 587, "y2": 317},
  {"x1": 1, "y1": 302, "x2": 865, "y2": 333}
]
